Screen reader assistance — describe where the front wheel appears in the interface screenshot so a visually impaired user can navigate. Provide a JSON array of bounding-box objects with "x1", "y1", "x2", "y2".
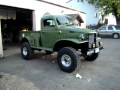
[
  {"x1": 57, "y1": 47, "x2": 80, "y2": 73},
  {"x1": 21, "y1": 42, "x2": 34, "y2": 60},
  {"x1": 85, "y1": 53, "x2": 99, "y2": 61}
]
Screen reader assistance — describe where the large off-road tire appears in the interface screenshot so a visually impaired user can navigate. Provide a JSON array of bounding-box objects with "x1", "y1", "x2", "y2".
[
  {"x1": 21, "y1": 42, "x2": 34, "y2": 60},
  {"x1": 85, "y1": 53, "x2": 99, "y2": 61},
  {"x1": 57, "y1": 47, "x2": 80, "y2": 73}
]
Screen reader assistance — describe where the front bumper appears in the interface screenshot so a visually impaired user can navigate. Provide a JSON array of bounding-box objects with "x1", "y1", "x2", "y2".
[
  {"x1": 87, "y1": 38, "x2": 104, "y2": 55},
  {"x1": 87, "y1": 47, "x2": 100, "y2": 55}
]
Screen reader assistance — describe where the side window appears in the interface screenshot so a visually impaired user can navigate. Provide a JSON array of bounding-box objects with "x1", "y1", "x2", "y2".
[
  {"x1": 108, "y1": 26, "x2": 113, "y2": 30},
  {"x1": 115, "y1": 26, "x2": 120, "y2": 30},
  {"x1": 99, "y1": 26, "x2": 106, "y2": 30},
  {"x1": 44, "y1": 19, "x2": 55, "y2": 28}
]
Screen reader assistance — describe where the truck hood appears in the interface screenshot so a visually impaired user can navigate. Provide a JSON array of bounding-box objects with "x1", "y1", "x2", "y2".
[{"x1": 58, "y1": 26, "x2": 97, "y2": 34}]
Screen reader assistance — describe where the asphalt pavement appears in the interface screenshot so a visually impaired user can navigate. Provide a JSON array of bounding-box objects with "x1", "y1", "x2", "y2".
[{"x1": 0, "y1": 38, "x2": 120, "y2": 90}]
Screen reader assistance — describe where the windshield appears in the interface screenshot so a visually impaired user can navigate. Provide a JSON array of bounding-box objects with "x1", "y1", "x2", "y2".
[{"x1": 57, "y1": 16, "x2": 73, "y2": 25}]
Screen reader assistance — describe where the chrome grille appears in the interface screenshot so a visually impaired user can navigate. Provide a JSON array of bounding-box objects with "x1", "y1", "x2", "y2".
[{"x1": 88, "y1": 34, "x2": 95, "y2": 48}]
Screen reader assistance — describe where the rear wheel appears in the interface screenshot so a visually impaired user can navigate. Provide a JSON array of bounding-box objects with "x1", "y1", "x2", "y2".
[
  {"x1": 21, "y1": 42, "x2": 34, "y2": 60},
  {"x1": 57, "y1": 47, "x2": 80, "y2": 73},
  {"x1": 112, "y1": 33, "x2": 119, "y2": 39}
]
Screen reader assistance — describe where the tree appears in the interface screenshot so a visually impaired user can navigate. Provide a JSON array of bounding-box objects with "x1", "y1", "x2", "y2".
[{"x1": 88, "y1": 0, "x2": 120, "y2": 25}]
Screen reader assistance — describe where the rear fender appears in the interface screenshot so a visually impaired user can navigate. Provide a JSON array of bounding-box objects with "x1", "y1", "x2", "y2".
[{"x1": 21, "y1": 36, "x2": 34, "y2": 46}]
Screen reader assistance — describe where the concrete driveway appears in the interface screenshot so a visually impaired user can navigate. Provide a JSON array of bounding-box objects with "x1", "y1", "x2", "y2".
[{"x1": 0, "y1": 38, "x2": 120, "y2": 90}]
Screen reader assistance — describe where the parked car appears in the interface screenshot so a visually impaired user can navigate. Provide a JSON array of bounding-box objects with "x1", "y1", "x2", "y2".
[{"x1": 97, "y1": 25, "x2": 120, "y2": 39}]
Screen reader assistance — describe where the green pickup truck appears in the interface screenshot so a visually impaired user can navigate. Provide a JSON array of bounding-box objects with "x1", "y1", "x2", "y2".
[{"x1": 20, "y1": 15, "x2": 103, "y2": 73}]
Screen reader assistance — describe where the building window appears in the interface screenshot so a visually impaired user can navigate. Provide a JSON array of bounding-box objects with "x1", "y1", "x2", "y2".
[
  {"x1": 94, "y1": 13, "x2": 97, "y2": 18},
  {"x1": 77, "y1": 0, "x2": 84, "y2": 2}
]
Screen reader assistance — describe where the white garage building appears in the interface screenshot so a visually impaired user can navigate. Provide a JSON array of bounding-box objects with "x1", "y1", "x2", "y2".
[{"x1": 0, "y1": 0, "x2": 86, "y2": 58}]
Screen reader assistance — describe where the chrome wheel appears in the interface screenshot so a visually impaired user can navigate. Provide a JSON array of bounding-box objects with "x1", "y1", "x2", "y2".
[
  {"x1": 57, "y1": 47, "x2": 80, "y2": 73},
  {"x1": 23, "y1": 47, "x2": 28, "y2": 56},
  {"x1": 61, "y1": 54, "x2": 72, "y2": 67},
  {"x1": 21, "y1": 42, "x2": 34, "y2": 60},
  {"x1": 113, "y1": 34, "x2": 119, "y2": 39}
]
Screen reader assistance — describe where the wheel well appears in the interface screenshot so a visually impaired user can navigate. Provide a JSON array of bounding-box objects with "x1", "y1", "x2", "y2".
[
  {"x1": 21, "y1": 38, "x2": 29, "y2": 44},
  {"x1": 112, "y1": 33, "x2": 119, "y2": 35},
  {"x1": 53, "y1": 40, "x2": 87, "y2": 51}
]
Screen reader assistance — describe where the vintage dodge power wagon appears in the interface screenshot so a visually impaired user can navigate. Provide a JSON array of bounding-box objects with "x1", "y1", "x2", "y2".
[{"x1": 20, "y1": 15, "x2": 103, "y2": 73}]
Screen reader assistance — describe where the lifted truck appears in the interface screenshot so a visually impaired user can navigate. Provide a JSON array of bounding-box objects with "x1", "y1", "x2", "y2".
[{"x1": 20, "y1": 15, "x2": 103, "y2": 73}]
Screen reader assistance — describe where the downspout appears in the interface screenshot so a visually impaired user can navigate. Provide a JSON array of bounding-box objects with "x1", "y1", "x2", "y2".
[{"x1": 0, "y1": 19, "x2": 3, "y2": 58}]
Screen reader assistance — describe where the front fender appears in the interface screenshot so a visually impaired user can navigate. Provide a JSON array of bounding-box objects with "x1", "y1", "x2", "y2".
[
  {"x1": 53, "y1": 38, "x2": 88, "y2": 51},
  {"x1": 55, "y1": 38, "x2": 88, "y2": 44}
]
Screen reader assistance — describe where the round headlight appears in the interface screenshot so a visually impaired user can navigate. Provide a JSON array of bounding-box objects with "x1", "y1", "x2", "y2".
[{"x1": 79, "y1": 34, "x2": 85, "y2": 40}]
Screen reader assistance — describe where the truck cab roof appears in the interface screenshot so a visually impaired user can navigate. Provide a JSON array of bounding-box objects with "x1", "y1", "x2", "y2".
[
  {"x1": 41, "y1": 14, "x2": 70, "y2": 20},
  {"x1": 42, "y1": 15, "x2": 61, "y2": 19}
]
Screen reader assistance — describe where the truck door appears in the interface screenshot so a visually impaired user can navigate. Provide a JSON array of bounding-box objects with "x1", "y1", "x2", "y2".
[{"x1": 41, "y1": 19, "x2": 61, "y2": 49}]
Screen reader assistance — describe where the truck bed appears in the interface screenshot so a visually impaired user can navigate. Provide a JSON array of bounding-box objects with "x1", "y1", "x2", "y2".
[{"x1": 20, "y1": 31, "x2": 41, "y2": 47}]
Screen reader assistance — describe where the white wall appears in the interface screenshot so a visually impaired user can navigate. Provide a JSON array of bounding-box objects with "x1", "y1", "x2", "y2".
[
  {"x1": 105, "y1": 13, "x2": 116, "y2": 25},
  {"x1": 0, "y1": 20, "x2": 3, "y2": 58},
  {"x1": 0, "y1": 0, "x2": 35, "y2": 10}
]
